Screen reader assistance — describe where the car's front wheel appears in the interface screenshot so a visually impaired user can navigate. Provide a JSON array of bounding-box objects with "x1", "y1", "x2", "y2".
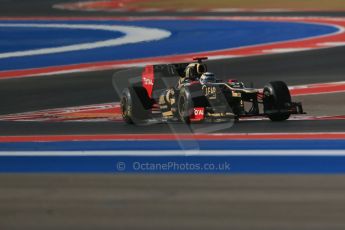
[{"x1": 177, "y1": 87, "x2": 193, "y2": 124}]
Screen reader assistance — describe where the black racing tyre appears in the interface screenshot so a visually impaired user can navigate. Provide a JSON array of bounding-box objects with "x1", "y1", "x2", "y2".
[
  {"x1": 120, "y1": 86, "x2": 152, "y2": 124},
  {"x1": 177, "y1": 87, "x2": 193, "y2": 124},
  {"x1": 263, "y1": 81, "x2": 292, "y2": 121}
]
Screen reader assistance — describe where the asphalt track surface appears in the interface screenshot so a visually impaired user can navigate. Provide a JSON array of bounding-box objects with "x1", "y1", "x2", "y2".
[
  {"x1": 1, "y1": 1, "x2": 345, "y2": 230},
  {"x1": 1, "y1": 46, "x2": 345, "y2": 135},
  {"x1": 1, "y1": 174, "x2": 345, "y2": 230}
]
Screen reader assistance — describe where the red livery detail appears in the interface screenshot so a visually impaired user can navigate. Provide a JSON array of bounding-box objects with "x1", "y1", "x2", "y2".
[
  {"x1": 193, "y1": 56, "x2": 208, "y2": 63},
  {"x1": 142, "y1": 65, "x2": 154, "y2": 98},
  {"x1": 191, "y1": 107, "x2": 205, "y2": 121},
  {"x1": 189, "y1": 80, "x2": 201, "y2": 85},
  {"x1": 228, "y1": 79, "x2": 238, "y2": 84}
]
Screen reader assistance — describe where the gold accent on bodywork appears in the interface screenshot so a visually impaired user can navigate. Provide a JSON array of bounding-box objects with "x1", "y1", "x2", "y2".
[
  {"x1": 232, "y1": 92, "x2": 241, "y2": 97},
  {"x1": 159, "y1": 95, "x2": 166, "y2": 105},
  {"x1": 206, "y1": 112, "x2": 234, "y2": 117},
  {"x1": 202, "y1": 85, "x2": 217, "y2": 99},
  {"x1": 162, "y1": 111, "x2": 173, "y2": 117}
]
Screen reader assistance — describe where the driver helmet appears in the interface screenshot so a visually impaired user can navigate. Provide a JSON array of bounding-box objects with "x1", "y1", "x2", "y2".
[{"x1": 200, "y1": 72, "x2": 216, "y2": 84}]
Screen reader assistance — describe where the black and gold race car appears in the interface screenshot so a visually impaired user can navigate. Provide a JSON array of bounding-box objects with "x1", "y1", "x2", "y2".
[{"x1": 113, "y1": 57, "x2": 304, "y2": 124}]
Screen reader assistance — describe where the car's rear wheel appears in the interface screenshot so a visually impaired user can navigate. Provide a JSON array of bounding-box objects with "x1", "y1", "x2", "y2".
[
  {"x1": 263, "y1": 81, "x2": 292, "y2": 121},
  {"x1": 121, "y1": 87, "x2": 152, "y2": 124}
]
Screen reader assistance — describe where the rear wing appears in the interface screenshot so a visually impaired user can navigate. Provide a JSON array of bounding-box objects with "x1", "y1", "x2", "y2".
[
  {"x1": 112, "y1": 62, "x2": 189, "y2": 100},
  {"x1": 142, "y1": 63, "x2": 189, "y2": 97}
]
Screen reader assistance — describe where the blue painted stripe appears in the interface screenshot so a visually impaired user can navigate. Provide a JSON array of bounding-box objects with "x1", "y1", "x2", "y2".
[
  {"x1": 0, "y1": 26, "x2": 123, "y2": 53},
  {"x1": 0, "y1": 20, "x2": 338, "y2": 71},
  {"x1": 1, "y1": 140, "x2": 344, "y2": 173},
  {"x1": 1, "y1": 156, "x2": 345, "y2": 173},
  {"x1": 1, "y1": 140, "x2": 345, "y2": 151}
]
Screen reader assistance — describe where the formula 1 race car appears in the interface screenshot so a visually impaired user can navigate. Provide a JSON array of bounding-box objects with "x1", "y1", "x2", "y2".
[{"x1": 113, "y1": 57, "x2": 304, "y2": 124}]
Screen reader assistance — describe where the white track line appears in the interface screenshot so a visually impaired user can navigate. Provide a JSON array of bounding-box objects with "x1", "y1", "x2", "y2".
[
  {"x1": 317, "y1": 42, "x2": 345, "y2": 47},
  {"x1": 0, "y1": 23, "x2": 171, "y2": 59},
  {"x1": 263, "y1": 48, "x2": 313, "y2": 53}
]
